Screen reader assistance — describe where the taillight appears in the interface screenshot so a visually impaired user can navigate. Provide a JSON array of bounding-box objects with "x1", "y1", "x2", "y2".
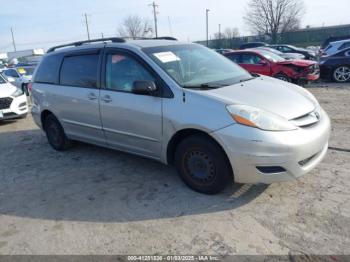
[{"x1": 27, "y1": 82, "x2": 33, "y2": 92}]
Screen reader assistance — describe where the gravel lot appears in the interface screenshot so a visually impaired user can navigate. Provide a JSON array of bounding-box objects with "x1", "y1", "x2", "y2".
[{"x1": 0, "y1": 82, "x2": 349, "y2": 255}]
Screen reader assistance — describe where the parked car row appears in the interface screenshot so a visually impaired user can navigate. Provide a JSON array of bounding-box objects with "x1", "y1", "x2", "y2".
[{"x1": 216, "y1": 39, "x2": 350, "y2": 83}]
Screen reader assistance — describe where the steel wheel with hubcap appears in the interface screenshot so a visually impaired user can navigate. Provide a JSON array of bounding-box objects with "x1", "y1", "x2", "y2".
[
  {"x1": 333, "y1": 66, "x2": 350, "y2": 83},
  {"x1": 174, "y1": 135, "x2": 233, "y2": 194}
]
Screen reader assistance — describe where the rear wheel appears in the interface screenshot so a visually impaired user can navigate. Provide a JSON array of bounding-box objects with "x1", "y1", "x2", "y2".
[
  {"x1": 174, "y1": 136, "x2": 233, "y2": 194},
  {"x1": 44, "y1": 114, "x2": 72, "y2": 151},
  {"x1": 274, "y1": 73, "x2": 291, "y2": 82},
  {"x1": 332, "y1": 66, "x2": 350, "y2": 83}
]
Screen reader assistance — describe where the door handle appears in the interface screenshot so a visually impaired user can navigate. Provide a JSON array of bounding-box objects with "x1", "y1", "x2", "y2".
[
  {"x1": 87, "y1": 93, "x2": 98, "y2": 100},
  {"x1": 101, "y1": 95, "x2": 112, "y2": 103}
]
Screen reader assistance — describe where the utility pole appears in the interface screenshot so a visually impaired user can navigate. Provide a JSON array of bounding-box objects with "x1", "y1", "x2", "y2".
[
  {"x1": 218, "y1": 24, "x2": 221, "y2": 48},
  {"x1": 206, "y1": 9, "x2": 210, "y2": 47},
  {"x1": 10, "y1": 27, "x2": 16, "y2": 52},
  {"x1": 168, "y1": 16, "x2": 173, "y2": 36},
  {"x1": 83, "y1": 13, "x2": 91, "y2": 40},
  {"x1": 149, "y1": 2, "x2": 159, "y2": 38},
  {"x1": 101, "y1": 32, "x2": 104, "y2": 39}
]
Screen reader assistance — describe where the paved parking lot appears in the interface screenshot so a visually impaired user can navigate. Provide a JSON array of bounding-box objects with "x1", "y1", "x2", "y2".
[{"x1": 0, "y1": 82, "x2": 349, "y2": 255}]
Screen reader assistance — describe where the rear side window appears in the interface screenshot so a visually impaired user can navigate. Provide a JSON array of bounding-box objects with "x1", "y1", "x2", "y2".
[
  {"x1": 34, "y1": 54, "x2": 62, "y2": 84},
  {"x1": 60, "y1": 54, "x2": 99, "y2": 88},
  {"x1": 227, "y1": 54, "x2": 240, "y2": 63}
]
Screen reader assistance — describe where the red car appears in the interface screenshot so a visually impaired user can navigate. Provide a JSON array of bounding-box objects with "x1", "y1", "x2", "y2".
[{"x1": 224, "y1": 49, "x2": 320, "y2": 85}]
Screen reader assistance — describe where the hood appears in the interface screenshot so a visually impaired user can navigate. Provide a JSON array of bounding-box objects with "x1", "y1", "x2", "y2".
[
  {"x1": 276, "y1": 59, "x2": 316, "y2": 67},
  {"x1": 205, "y1": 76, "x2": 316, "y2": 120},
  {"x1": 0, "y1": 82, "x2": 17, "y2": 98},
  {"x1": 282, "y1": 53, "x2": 305, "y2": 59}
]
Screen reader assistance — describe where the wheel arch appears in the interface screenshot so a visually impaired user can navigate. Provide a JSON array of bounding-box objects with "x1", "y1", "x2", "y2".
[{"x1": 166, "y1": 128, "x2": 231, "y2": 169}]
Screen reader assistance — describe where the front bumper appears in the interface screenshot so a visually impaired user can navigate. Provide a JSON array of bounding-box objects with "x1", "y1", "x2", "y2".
[
  {"x1": 0, "y1": 94, "x2": 28, "y2": 120},
  {"x1": 212, "y1": 108, "x2": 331, "y2": 184}
]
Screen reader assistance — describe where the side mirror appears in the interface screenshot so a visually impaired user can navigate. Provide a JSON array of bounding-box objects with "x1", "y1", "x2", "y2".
[{"x1": 132, "y1": 80, "x2": 157, "y2": 95}]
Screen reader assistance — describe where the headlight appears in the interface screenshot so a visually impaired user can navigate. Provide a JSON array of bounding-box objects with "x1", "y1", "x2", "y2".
[
  {"x1": 226, "y1": 105, "x2": 297, "y2": 131},
  {"x1": 11, "y1": 88, "x2": 24, "y2": 97}
]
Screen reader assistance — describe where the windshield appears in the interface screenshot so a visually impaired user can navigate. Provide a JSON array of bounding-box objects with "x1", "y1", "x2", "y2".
[
  {"x1": 17, "y1": 67, "x2": 35, "y2": 76},
  {"x1": 256, "y1": 49, "x2": 286, "y2": 62},
  {"x1": 143, "y1": 44, "x2": 252, "y2": 88}
]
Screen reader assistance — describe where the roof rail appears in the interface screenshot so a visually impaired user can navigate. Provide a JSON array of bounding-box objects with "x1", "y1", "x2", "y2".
[
  {"x1": 153, "y1": 37, "x2": 178, "y2": 40},
  {"x1": 47, "y1": 37, "x2": 126, "y2": 53}
]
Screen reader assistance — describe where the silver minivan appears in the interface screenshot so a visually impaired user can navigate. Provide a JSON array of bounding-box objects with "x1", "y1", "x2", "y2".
[{"x1": 31, "y1": 38, "x2": 330, "y2": 194}]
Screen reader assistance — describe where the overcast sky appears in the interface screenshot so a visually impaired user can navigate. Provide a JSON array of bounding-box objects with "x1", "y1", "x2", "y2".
[{"x1": 0, "y1": 0, "x2": 349, "y2": 52}]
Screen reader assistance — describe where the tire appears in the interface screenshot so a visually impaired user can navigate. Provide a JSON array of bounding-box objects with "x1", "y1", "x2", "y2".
[
  {"x1": 274, "y1": 73, "x2": 291, "y2": 82},
  {"x1": 174, "y1": 135, "x2": 233, "y2": 194},
  {"x1": 332, "y1": 66, "x2": 350, "y2": 83},
  {"x1": 22, "y1": 83, "x2": 29, "y2": 96},
  {"x1": 44, "y1": 114, "x2": 72, "y2": 151}
]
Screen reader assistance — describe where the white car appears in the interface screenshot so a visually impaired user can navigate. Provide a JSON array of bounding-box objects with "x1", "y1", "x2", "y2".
[
  {"x1": 322, "y1": 39, "x2": 350, "y2": 56},
  {"x1": 0, "y1": 74, "x2": 28, "y2": 120},
  {"x1": 1, "y1": 66, "x2": 35, "y2": 95}
]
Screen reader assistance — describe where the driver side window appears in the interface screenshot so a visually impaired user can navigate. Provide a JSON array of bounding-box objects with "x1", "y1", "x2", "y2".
[
  {"x1": 106, "y1": 53, "x2": 155, "y2": 92},
  {"x1": 241, "y1": 54, "x2": 261, "y2": 64}
]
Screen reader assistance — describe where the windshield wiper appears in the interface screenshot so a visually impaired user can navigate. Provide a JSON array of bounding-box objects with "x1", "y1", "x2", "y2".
[
  {"x1": 182, "y1": 83, "x2": 228, "y2": 90},
  {"x1": 239, "y1": 77, "x2": 256, "y2": 83}
]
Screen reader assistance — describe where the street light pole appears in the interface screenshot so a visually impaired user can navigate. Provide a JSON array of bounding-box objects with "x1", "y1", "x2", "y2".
[
  {"x1": 206, "y1": 9, "x2": 210, "y2": 47},
  {"x1": 11, "y1": 27, "x2": 16, "y2": 52}
]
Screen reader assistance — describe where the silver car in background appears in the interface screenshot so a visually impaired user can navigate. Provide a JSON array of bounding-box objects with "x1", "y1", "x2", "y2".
[{"x1": 31, "y1": 38, "x2": 331, "y2": 194}]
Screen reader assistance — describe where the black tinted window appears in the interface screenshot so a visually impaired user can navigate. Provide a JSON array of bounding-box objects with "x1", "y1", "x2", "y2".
[
  {"x1": 34, "y1": 54, "x2": 61, "y2": 84},
  {"x1": 227, "y1": 54, "x2": 240, "y2": 63},
  {"x1": 60, "y1": 54, "x2": 99, "y2": 88}
]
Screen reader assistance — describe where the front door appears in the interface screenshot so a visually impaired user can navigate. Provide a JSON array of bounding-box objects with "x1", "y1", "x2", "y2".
[{"x1": 99, "y1": 49, "x2": 162, "y2": 159}]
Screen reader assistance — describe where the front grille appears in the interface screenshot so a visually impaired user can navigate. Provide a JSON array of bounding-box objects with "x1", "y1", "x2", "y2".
[
  {"x1": 0, "y1": 97, "x2": 13, "y2": 110},
  {"x1": 308, "y1": 64, "x2": 320, "y2": 75},
  {"x1": 290, "y1": 110, "x2": 321, "y2": 128}
]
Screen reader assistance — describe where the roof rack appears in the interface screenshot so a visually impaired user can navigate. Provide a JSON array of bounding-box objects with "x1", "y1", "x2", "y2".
[
  {"x1": 153, "y1": 37, "x2": 178, "y2": 40},
  {"x1": 47, "y1": 37, "x2": 126, "y2": 53},
  {"x1": 46, "y1": 36, "x2": 178, "y2": 53}
]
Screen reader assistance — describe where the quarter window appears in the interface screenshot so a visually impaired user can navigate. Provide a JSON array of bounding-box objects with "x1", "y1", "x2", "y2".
[
  {"x1": 34, "y1": 54, "x2": 62, "y2": 84},
  {"x1": 105, "y1": 53, "x2": 154, "y2": 92},
  {"x1": 60, "y1": 54, "x2": 99, "y2": 88}
]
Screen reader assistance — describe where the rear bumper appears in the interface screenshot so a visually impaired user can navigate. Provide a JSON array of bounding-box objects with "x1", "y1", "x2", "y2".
[{"x1": 212, "y1": 107, "x2": 331, "y2": 184}]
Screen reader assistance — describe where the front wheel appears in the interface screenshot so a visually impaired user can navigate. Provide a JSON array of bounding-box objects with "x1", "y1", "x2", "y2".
[
  {"x1": 332, "y1": 66, "x2": 350, "y2": 83},
  {"x1": 274, "y1": 73, "x2": 291, "y2": 82},
  {"x1": 44, "y1": 114, "x2": 72, "y2": 151},
  {"x1": 174, "y1": 136, "x2": 233, "y2": 194}
]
